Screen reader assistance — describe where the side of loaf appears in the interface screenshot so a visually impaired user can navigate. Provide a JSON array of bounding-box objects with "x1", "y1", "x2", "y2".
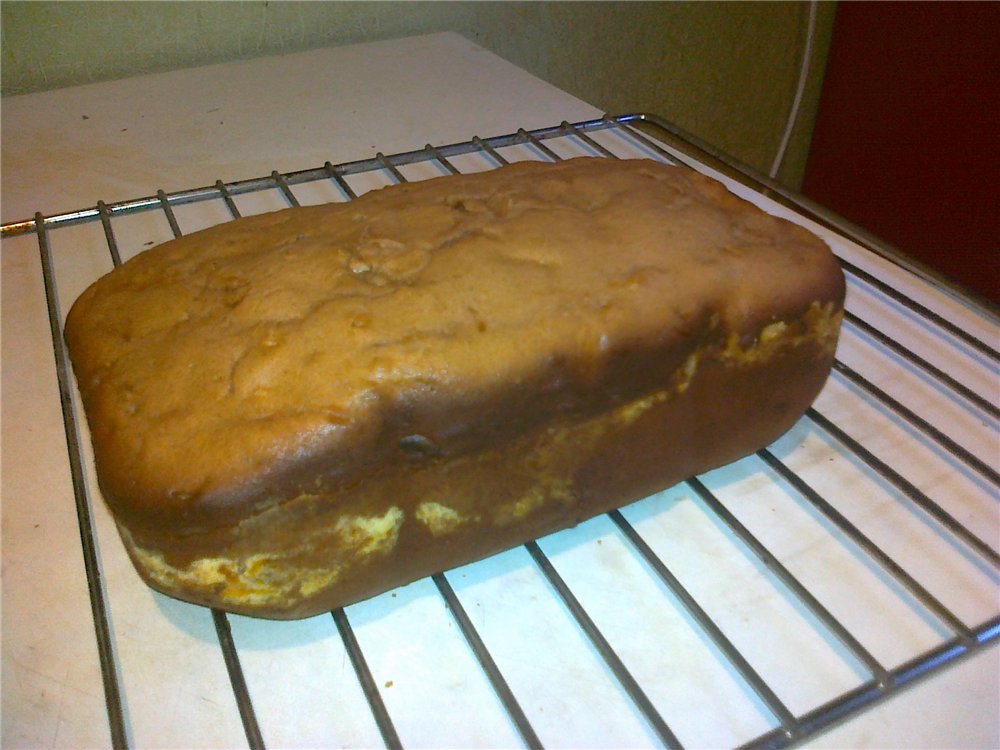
[{"x1": 64, "y1": 157, "x2": 845, "y2": 618}]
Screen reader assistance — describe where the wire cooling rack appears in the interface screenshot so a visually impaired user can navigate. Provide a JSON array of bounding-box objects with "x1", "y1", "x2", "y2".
[{"x1": 3, "y1": 114, "x2": 997, "y2": 749}]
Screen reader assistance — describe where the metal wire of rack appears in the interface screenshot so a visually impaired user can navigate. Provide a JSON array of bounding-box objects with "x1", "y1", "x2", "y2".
[{"x1": 4, "y1": 114, "x2": 997, "y2": 749}]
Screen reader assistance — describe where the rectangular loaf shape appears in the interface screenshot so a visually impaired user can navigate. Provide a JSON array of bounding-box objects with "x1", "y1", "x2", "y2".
[{"x1": 65, "y1": 157, "x2": 845, "y2": 618}]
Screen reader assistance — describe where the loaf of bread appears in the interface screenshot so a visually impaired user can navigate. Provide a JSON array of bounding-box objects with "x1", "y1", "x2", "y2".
[{"x1": 65, "y1": 157, "x2": 844, "y2": 619}]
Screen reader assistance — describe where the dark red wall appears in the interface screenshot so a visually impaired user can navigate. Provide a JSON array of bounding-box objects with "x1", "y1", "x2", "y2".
[{"x1": 802, "y1": 2, "x2": 999, "y2": 304}]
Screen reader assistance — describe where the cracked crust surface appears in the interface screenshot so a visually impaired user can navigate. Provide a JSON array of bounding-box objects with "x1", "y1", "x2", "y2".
[{"x1": 65, "y1": 157, "x2": 845, "y2": 617}]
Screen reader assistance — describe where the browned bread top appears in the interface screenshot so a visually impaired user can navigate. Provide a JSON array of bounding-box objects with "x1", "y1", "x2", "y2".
[{"x1": 64, "y1": 157, "x2": 844, "y2": 535}]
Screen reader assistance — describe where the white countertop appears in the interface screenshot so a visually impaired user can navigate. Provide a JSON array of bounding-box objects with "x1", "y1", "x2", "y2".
[{"x1": 2, "y1": 32, "x2": 997, "y2": 749}]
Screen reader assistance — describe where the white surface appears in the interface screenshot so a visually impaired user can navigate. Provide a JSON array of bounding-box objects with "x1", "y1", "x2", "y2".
[
  {"x1": 2, "y1": 32, "x2": 998, "y2": 749},
  {"x1": 0, "y1": 32, "x2": 597, "y2": 223}
]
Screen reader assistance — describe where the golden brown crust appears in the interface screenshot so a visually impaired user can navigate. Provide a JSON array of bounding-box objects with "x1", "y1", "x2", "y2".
[{"x1": 64, "y1": 157, "x2": 845, "y2": 618}]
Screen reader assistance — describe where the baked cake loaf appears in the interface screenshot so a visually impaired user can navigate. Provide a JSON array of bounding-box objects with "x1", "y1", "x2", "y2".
[{"x1": 65, "y1": 157, "x2": 845, "y2": 619}]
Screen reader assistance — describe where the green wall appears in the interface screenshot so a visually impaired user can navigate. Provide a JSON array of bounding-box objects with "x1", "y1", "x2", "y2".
[{"x1": 0, "y1": 1, "x2": 834, "y2": 187}]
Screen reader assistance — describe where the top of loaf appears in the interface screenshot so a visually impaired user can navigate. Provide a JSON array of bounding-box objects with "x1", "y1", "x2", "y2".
[{"x1": 65, "y1": 157, "x2": 844, "y2": 533}]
